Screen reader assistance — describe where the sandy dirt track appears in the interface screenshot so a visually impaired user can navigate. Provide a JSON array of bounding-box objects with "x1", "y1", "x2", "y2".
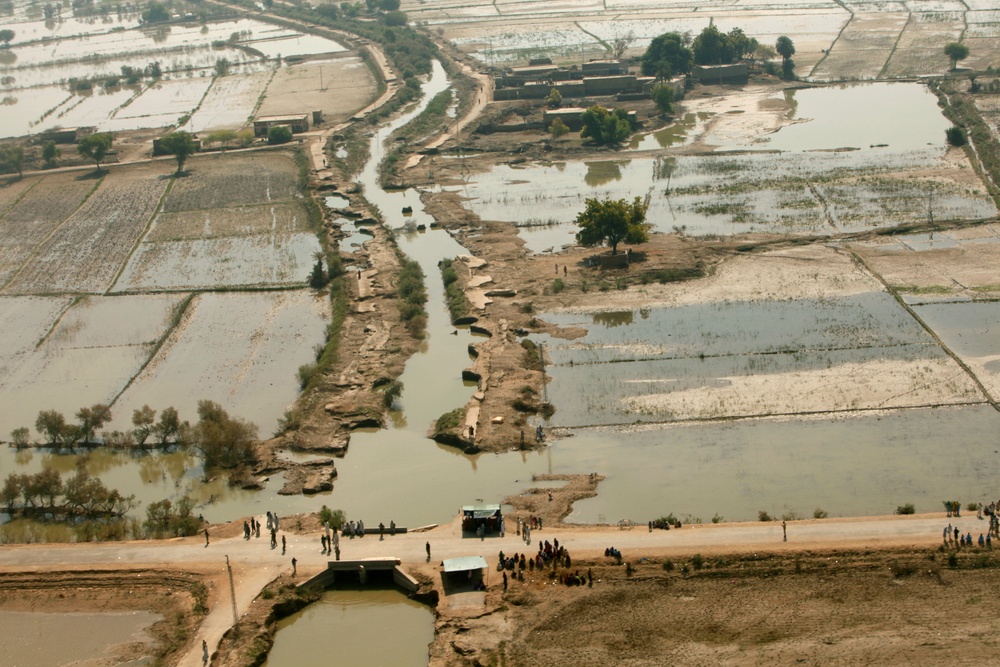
[{"x1": 0, "y1": 509, "x2": 988, "y2": 666}]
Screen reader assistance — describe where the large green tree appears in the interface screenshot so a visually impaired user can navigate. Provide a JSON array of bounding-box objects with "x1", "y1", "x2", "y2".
[
  {"x1": 580, "y1": 106, "x2": 633, "y2": 146},
  {"x1": 776, "y1": 36, "x2": 796, "y2": 79},
  {"x1": 693, "y1": 25, "x2": 734, "y2": 65},
  {"x1": 944, "y1": 42, "x2": 969, "y2": 71},
  {"x1": 641, "y1": 32, "x2": 693, "y2": 79},
  {"x1": 77, "y1": 132, "x2": 113, "y2": 171},
  {"x1": 159, "y1": 130, "x2": 197, "y2": 173},
  {"x1": 575, "y1": 196, "x2": 650, "y2": 255},
  {"x1": 0, "y1": 29, "x2": 14, "y2": 47}
]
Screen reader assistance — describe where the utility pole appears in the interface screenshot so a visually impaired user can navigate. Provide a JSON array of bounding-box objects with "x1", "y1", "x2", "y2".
[{"x1": 225, "y1": 555, "x2": 238, "y2": 635}]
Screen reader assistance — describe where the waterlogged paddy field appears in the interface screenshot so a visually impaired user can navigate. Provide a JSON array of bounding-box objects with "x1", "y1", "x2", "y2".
[
  {"x1": 543, "y1": 293, "x2": 981, "y2": 426},
  {"x1": 0, "y1": 152, "x2": 327, "y2": 437},
  {"x1": 528, "y1": 243, "x2": 1000, "y2": 521},
  {"x1": 456, "y1": 83, "x2": 993, "y2": 252},
  {"x1": 0, "y1": 16, "x2": 352, "y2": 138}
]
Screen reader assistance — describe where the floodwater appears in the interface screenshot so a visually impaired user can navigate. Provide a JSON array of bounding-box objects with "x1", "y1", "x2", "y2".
[
  {"x1": 265, "y1": 588, "x2": 433, "y2": 667},
  {"x1": 560, "y1": 406, "x2": 1000, "y2": 524},
  {"x1": 0, "y1": 17, "x2": 344, "y2": 138},
  {"x1": 0, "y1": 608, "x2": 161, "y2": 667},
  {"x1": 729, "y1": 83, "x2": 951, "y2": 152},
  {"x1": 110, "y1": 290, "x2": 330, "y2": 437},
  {"x1": 451, "y1": 82, "x2": 991, "y2": 251},
  {"x1": 627, "y1": 112, "x2": 709, "y2": 151}
]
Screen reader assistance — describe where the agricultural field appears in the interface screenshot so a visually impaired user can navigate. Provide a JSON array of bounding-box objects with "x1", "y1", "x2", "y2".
[
  {"x1": 851, "y1": 226, "x2": 1000, "y2": 299},
  {"x1": 0, "y1": 294, "x2": 185, "y2": 438},
  {"x1": 407, "y1": 0, "x2": 1000, "y2": 80},
  {"x1": 0, "y1": 148, "x2": 326, "y2": 433},
  {"x1": 110, "y1": 290, "x2": 330, "y2": 436},
  {"x1": 0, "y1": 174, "x2": 99, "y2": 288},
  {"x1": 4, "y1": 163, "x2": 171, "y2": 295},
  {"x1": 182, "y1": 70, "x2": 274, "y2": 133},
  {"x1": 162, "y1": 152, "x2": 300, "y2": 211},
  {"x1": 0, "y1": 15, "x2": 355, "y2": 139},
  {"x1": 101, "y1": 78, "x2": 216, "y2": 133},
  {"x1": 255, "y1": 56, "x2": 375, "y2": 123},
  {"x1": 541, "y1": 247, "x2": 985, "y2": 426}
]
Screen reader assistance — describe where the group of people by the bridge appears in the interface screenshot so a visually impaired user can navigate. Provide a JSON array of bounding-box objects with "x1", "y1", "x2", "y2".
[
  {"x1": 940, "y1": 499, "x2": 1000, "y2": 548},
  {"x1": 320, "y1": 524, "x2": 340, "y2": 560}
]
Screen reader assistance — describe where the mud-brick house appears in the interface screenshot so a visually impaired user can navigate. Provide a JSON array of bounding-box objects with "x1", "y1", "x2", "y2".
[{"x1": 253, "y1": 114, "x2": 310, "y2": 137}]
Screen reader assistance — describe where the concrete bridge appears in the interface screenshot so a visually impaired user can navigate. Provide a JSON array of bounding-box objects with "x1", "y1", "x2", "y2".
[{"x1": 302, "y1": 556, "x2": 419, "y2": 592}]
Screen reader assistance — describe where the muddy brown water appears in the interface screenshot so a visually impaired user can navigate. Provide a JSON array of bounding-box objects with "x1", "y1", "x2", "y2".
[
  {"x1": 265, "y1": 588, "x2": 434, "y2": 667},
  {"x1": 0, "y1": 609, "x2": 161, "y2": 667},
  {"x1": 452, "y1": 82, "x2": 991, "y2": 252}
]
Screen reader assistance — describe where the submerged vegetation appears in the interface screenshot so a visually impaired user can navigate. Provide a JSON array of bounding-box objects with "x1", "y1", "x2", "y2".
[
  {"x1": 440, "y1": 258, "x2": 470, "y2": 323},
  {"x1": 396, "y1": 258, "x2": 428, "y2": 338}
]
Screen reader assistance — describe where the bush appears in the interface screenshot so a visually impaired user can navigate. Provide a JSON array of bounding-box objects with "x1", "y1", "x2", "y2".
[
  {"x1": 691, "y1": 553, "x2": 703, "y2": 570},
  {"x1": 268, "y1": 125, "x2": 293, "y2": 145},
  {"x1": 711, "y1": 513, "x2": 724, "y2": 524},
  {"x1": 551, "y1": 278, "x2": 564, "y2": 293},
  {"x1": 758, "y1": 510, "x2": 772, "y2": 522},
  {"x1": 895, "y1": 503, "x2": 916, "y2": 515},
  {"x1": 946, "y1": 125, "x2": 967, "y2": 147},
  {"x1": 813, "y1": 508, "x2": 828, "y2": 519},
  {"x1": 318, "y1": 505, "x2": 346, "y2": 530},
  {"x1": 521, "y1": 339, "x2": 543, "y2": 371}
]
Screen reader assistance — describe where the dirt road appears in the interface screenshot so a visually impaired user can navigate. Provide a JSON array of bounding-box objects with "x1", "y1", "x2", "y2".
[{"x1": 0, "y1": 510, "x2": 978, "y2": 666}]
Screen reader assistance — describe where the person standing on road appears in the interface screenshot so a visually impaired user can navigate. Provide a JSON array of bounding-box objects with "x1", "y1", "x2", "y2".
[
  {"x1": 782, "y1": 520, "x2": 787, "y2": 542},
  {"x1": 291, "y1": 557, "x2": 297, "y2": 577},
  {"x1": 204, "y1": 528, "x2": 209, "y2": 547},
  {"x1": 202, "y1": 639, "x2": 208, "y2": 665},
  {"x1": 426, "y1": 541, "x2": 431, "y2": 562},
  {"x1": 282, "y1": 535, "x2": 287, "y2": 555}
]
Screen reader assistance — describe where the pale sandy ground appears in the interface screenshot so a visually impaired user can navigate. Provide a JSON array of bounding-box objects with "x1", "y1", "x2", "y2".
[{"x1": 0, "y1": 510, "x2": 985, "y2": 667}]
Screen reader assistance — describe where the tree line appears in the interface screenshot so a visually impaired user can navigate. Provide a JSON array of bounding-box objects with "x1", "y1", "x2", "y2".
[{"x1": 10, "y1": 400, "x2": 258, "y2": 469}]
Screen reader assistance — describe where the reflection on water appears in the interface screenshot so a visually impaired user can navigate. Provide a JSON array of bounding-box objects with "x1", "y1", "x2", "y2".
[
  {"x1": 265, "y1": 588, "x2": 433, "y2": 667},
  {"x1": 561, "y1": 406, "x2": 1000, "y2": 524},
  {"x1": 745, "y1": 83, "x2": 950, "y2": 152}
]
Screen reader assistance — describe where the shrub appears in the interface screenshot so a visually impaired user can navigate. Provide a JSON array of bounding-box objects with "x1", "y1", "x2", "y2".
[
  {"x1": 297, "y1": 362, "x2": 318, "y2": 389},
  {"x1": 268, "y1": 125, "x2": 293, "y2": 145},
  {"x1": 813, "y1": 508, "x2": 828, "y2": 519},
  {"x1": 711, "y1": 513, "x2": 724, "y2": 524},
  {"x1": 521, "y1": 339, "x2": 543, "y2": 371},
  {"x1": 662, "y1": 559, "x2": 674, "y2": 571},
  {"x1": 946, "y1": 125, "x2": 967, "y2": 147},
  {"x1": 551, "y1": 278, "x2": 564, "y2": 293},
  {"x1": 691, "y1": 553, "x2": 703, "y2": 570},
  {"x1": 318, "y1": 505, "x2": 346, "y2": 530},
  {"x1": 895, "y1": 503, "x2": 916, "y2": 515},
  {"x1": 758, "y1": 510, "x2": 772, "y2": 522}
]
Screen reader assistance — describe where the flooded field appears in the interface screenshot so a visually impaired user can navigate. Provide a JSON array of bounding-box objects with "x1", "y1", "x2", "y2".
[
  {"x1": 111, "y1": 290, "x2": 329, "y2": 437},
  {"x1": 0, "y1": 16, "x2": 355, "y2": 138},
  {"x1": 559, "y1": 406, "x2": 1000, "y2": 524},
  {"x1": 454, "y1": 83, "x2": 993, "y2": 252},
  {"x1": 0, "y1": 609, "x2": 161, "y2": 667},
  {"x1": 0, "y1": 293, "x2": 184, "y2": 438},
  {"x1": 0, "y1": 150, "x2": 329, "y2": 441},
  {"x1": 265, "y1": 588, "x2": 434, "y2": 667}
]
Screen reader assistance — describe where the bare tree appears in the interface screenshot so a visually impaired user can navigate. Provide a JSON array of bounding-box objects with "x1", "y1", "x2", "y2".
[{"x1": 610, "y1": 31, "x2": 636, "y2": 60}]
